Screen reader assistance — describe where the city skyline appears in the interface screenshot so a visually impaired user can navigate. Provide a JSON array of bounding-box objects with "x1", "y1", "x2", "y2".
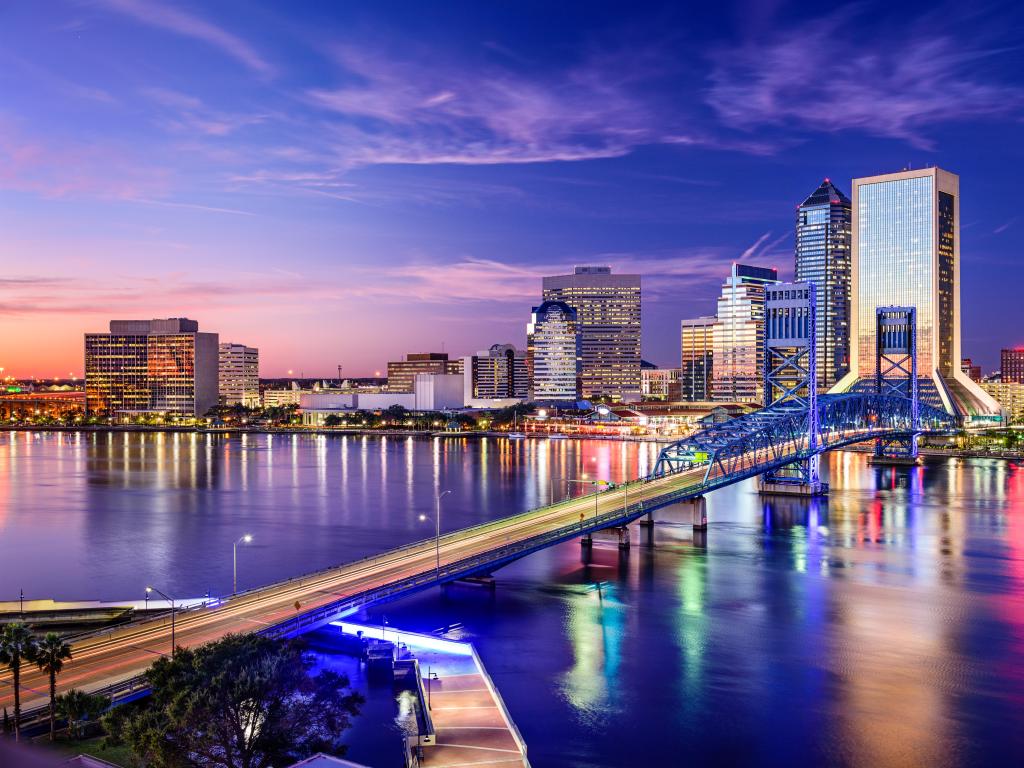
[{"x1": 2, "y1": 1, "x2": 1024, "y2": 377}]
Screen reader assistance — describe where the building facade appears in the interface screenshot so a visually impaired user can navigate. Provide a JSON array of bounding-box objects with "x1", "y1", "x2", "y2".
[
  {"x1": 680, "y1": 316, "x2": 715, "y2": 402},
  {"x1": 1001, "y1": 348, "x2": 1024, "y2": 384},
  {"x1": 219, "y1": 343, "x2": 259, "y2": 407},
  {"x1": 463, "y1": 344, "x2": 528, "y2": 401},
  {"x1": 712, "y1": 264, "x2": 779, "y2": 404},
  {"x1": 961, "y1": 358, "x2": 982, "y2": 382},
  {"x1": 85, "y1": 318, "x2": 219, "y2": 417},
  {"x1": 833, "y1": 167, "x2": 1000, "y2": 419},
  {"x1": 641, "y1": 367, "x2": 681, "y2": 401},
  {"x1": 526, "y1": 300, "x2": 581, "y2": 402},
  {"x1": 795, "y1": 178, "x2": 852, "y2": 389},
  {"x1": 386, "y1": 353, "x2": 461, "y2": 393},
  {"x1": 541, "y1": 266, "x2": 641, "y2": 402},
  {"x1": 980, "y1": 381, "x2": 1024, "y2": 424}
]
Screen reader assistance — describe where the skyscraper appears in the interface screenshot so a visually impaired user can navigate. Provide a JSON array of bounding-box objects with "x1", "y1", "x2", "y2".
[
  {"x1": 85, "y1": 318, "x2": 219, "y2": 417},
  {"x1": 833, "y1": 167, "x2": 1000, "y2": 419},
  {"x1": 541, "y1": 266, "x2": 641, "y2": 402},
  {"x1": 219, "y1": 343, "x2": 260, "y2": 407},
  {"x1": 712, "y1": 264, "x2": 779, "y2": 403},
  {"x1": 680, "y1": 316, "x2": 715, "y2": 401},
  {"x1": 795, "y1": 178, "x2": 852, "y2": 389},
  {"x1": 526, "y1": 300, "x2": 580, "y2": 401},
  {"x1": 463, "y1": 344, "x2": 528, "y2": 400}
]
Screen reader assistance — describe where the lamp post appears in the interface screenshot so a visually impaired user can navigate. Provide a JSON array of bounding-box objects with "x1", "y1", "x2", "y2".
[
  {"x1": 145, "y1": 586, "x2": 176, "y2": 657},
  {"x1": 233, "y1": 534, "x2": 253, "y2": 594},
  {"x1": 419, "y1": 489, "x2": 451, "y2": 580}
]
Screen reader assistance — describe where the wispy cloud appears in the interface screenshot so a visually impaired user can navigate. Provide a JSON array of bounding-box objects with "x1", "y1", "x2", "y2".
[
  {"x1": 140, "y1": 86, "x2": 268, "y2": 136},
  {"x1": 706, "y1": 9, "x2": 1024, "y2": 149},
  {"x1": 994, "y1": 216, "x2": 1017, "y2": 234},
  {"x1": 96, "y1": 0, "x2": 272, "y2": 75}
]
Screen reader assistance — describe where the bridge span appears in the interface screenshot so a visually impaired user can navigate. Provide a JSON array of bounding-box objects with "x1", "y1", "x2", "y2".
[{"x1": 1, "y1": 393, "x2": 954, "y2": 715}]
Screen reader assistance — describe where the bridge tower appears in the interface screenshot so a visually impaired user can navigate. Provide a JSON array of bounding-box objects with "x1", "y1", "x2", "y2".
[
  {"x1": 759, "y1": 282, "x2": 827, "y2": 496},
  {"x1": 870, "y1": 306, "x2": 920, "y2": 464}
]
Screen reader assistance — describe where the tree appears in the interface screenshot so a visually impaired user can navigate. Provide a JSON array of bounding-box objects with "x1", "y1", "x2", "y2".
[
  {"x1": 35, "y1": 632, "x2": 73, "y2": 741},
  {"x1": 0, "y1": 622, "x2": 37, "y2": 740},
  {"x1": 323, "y1": 414, "x2": 344, "y2": 427},
  {"x1": 56, "y1": 688, "x2": 110, "y2": 739},
  {"x1": 108, "y1": 633, "x2": 363, "y2": 768}
]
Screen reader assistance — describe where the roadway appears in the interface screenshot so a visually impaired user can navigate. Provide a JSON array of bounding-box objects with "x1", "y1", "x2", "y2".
[{"x1": 0, "y1": 460, "x2": 713, "y2": 715}]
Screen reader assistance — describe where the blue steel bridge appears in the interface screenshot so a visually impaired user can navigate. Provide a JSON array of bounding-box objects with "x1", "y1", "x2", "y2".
[{"x1": 4, "y1": 392, "x2": 956, "y2": 718}]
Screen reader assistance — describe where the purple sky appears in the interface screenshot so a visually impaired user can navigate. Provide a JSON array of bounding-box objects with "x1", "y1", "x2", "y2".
[{"x1": 1, "y1": 0, "x2": 1023, "y2": 377}]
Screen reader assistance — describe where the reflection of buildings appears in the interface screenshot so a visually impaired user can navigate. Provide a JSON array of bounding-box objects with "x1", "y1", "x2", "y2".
[
  {"x1": 712, "y1": 264, "x2": 779, "y2": 404},
  {"x1": 833, "y1": 168, "x2": 999, "y2": 420},
  {"x1": 542, "y1": 266, "x2": 641, "y2": 402},
  {"x1": 84, "y1": 318, "x2": 219, "y2": 417}
]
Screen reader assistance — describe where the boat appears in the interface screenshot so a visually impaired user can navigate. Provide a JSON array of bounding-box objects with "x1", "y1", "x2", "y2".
[
  {"x1": 508, "y1": 432, "x2": 527, "y2": 439},
  {"x1": 547, "y1": 433, "x2": 568, "y2": 440}
]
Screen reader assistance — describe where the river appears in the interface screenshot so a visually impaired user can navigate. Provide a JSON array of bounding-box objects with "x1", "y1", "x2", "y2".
[{"x1": 1, "y1": 430, "x2": 1022, "y2": 766}]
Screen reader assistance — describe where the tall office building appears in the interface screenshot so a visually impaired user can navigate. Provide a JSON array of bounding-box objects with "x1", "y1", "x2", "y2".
[
  {"x1": 1001, "y1": 348, "x2": 1024, "y2": 384},
  {"x1": 680, "y1": 316, "x2": 715, "y2": 401},
  {"x1": 541, "y1": 266, "x2": 641, "y2": 402},
  {"x1": 526, "y1": 300, "x2": 581, "y2": 401},
  {"x1": 795, "y1": 178, "x2": 852, "y2": 389},
  {"x1": 463, "y1": 344, "x2": 528, "y2": 400},
  {"x1": 833, "y1": 167, "x2": 1000, "y2": 419},
  {"x1": 712, "y1": 264, "x2": 779, "y2": 404},
  {"x1": 85, "y1": 318, "x2": 219, "y2": 416},
  {"x1": 219, "y1": 343, "x2": 260, "y2": 407},
  {"x1": 386, "y1": 353, "x2": 461, "y2": 393}
]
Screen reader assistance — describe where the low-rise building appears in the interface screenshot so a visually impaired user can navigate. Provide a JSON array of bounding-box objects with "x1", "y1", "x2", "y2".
[
  {"x1": 981, "y1": 381, "x2": 1024, "y2": 424},
  {"x1": 219, "y1": 343, "x2": 259, "y2": 407},
  {"x1": 300, "y1": 373, "x2": 465, "y2": 425},
  {"x1": 641, "y1": 367, "x2": 681, "y2": 401}
]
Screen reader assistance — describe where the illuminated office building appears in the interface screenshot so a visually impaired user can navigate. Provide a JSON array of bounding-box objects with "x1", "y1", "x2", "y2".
[
  {"x1": 219, "y1": 343, "x2": 260, "y2": 407},
  {"x1": 712, "y1": 264, "x2": 779, "y2": 404},
  {"x1": 463, "y1": 344, "x2": 528, "y2": 400},
  {"x1": 680, "y1": 316, "x2": 715, "y2": 401},
  {"x1": 541, "y1": 266, "x2": 641, "y2": 402},
  {"x1": 1001, "y1": 348, "x2": 1024, "y2": 384},
  {"x1": 795, "y1": 178, "x2": 852, "y2": 389},
  {"x1": 527, "y1": 300, "x2": 581, "y2": 401},
  {"x1": 85, "y1": 318, "x2": 219, "y2": 416},
  {"x1": 386, "y1": 353, "x2": 461, "y2": 393},
  {"x1": 833, "y1": 167, "x2": 1000, "y2": 419}
]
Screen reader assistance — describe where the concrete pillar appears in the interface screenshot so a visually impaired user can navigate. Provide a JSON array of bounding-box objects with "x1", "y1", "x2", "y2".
[
  {"x1": 681, "y1": 496, "x2": 707, "y2": 531},
  {"x1": 618, "y1": 526, "x2": 630, "y2": 550},
  {"x1": 638, "y1": 513, "x2": 654, "y2": 547},
  {"x1": 580, "y1": 533, "x2": 593, "y2": 548}
]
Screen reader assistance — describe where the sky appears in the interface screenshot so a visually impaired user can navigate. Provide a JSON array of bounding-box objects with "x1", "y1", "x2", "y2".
[{"x1": 1, "y1": 0, "x2": 1023, "y2": 378}]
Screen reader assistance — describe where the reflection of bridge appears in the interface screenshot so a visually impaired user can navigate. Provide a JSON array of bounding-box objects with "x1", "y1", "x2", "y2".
[{"x1": 0, "y1": 393, "x2": 956, "y2": 717}]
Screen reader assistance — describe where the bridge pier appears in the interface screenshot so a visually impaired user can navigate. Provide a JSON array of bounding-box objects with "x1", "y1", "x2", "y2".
[
  {"x1": 758, "y1": 478, "x2": 829, "y2": 497},
  {"x1": 617, "y1": 526, "x2": 630, "y2": 550},
  {"x1": 638, "y1": 513, "x2": 655, "y2": 546},
  {"x1": 682, "y1": 496, "x2": 707, "y2": 531},
  {"x1": 867, "y1": 452, "x2": 919, "y2": 467},
  {"x1": 580, "y1": 533, "x2": 593, "y2": 548}
]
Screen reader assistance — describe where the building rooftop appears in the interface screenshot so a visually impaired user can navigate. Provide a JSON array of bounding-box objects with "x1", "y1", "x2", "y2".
[{"x1": 799, "y1": 178, "x2": 851, "y2": 208}]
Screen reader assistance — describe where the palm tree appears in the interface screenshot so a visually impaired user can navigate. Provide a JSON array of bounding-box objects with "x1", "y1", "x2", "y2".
[
  {"x1": 35, "y1": 632, "x2": 73, "y2": 741},
  {"x1": 0, "y1": 622, "x2": 37, "y2": 741},
  {"x1": 56, "y1": 688, "x2": 108, "y2": 740}
]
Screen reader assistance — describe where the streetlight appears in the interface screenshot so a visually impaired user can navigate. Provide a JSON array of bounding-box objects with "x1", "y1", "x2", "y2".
[
  {"x1": 145, "y1": 586, "x2": 176, "y2": 657},
  {"x1": 233, "y1": 534, "x2": 253, "y2": 594},
  {"x1": 419, "y1": 489, "x2": 452, "y2": 580}
]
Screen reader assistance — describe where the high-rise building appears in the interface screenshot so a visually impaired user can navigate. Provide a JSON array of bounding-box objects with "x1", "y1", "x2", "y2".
[
  {"x1": 712, "y1": 264, "x2": 779, "y2": 404},
  {"x1": 833, "y1": 167, "x2": 1000, "y2": 419},
  {"x1": 1001, "y1": 348, "x2": 1024, "y2": 384},
  {"x1": 961, "y1": 358, "x2": 982, "y2": 383},
  {"x1": 219, "y1": 343, "x2": 260, "y2": 407},
  {"x1": 795, "y1": 178, "x2": 852, "y2": 389},
  {"x1": 980, "y1": 381, "x2": 1024, "y2": 424},
  {"x1": 541, "y1": 266, "x2": 641, "y2": 402},
  {"x1": 526, "y1": 300, "x2": 580, "y2": 401},
  {"x1": 463, "y1": 344, "x2": 528, "y2": 401},
  {"x1": 386, "y1": 353, "x2": 461, "y2": 393},
  {"x1": 680, "y1": 317, "x2": 715, "y2": 402},
  {"x1": 85, "y1": 318, "x2": 219, "y2": 416}
]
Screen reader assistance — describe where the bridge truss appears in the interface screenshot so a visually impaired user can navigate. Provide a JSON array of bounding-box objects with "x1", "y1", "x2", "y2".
[{"x1": 653, "y1": 393, "x2": 956, "y2": 482}]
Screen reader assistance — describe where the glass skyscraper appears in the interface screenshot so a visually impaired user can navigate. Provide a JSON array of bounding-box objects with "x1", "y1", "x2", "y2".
[
  {"x1": 712, "y1": 264, "x2": 779, "y2": 404},
  {"x1": 527, "y1": 300, "x2": 581, "y2": 401},
  {"x1": 541, "y1": 266, "x2": 641, "y2": 402},
  {"x1": 834, "y1": 167, "x2": 1000, "y2": 419},
  {"x1": 795, "y1": 178, "x2": 851, "y2": 389},
  {"x1": 680, "y1": 316, "x2": 715, "y2": 401}
]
